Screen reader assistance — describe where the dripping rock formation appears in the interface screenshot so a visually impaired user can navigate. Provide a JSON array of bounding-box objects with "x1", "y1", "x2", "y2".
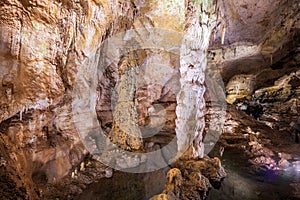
[{"x1": 0, "y1": 0, "x2": 299, "y2": 199}]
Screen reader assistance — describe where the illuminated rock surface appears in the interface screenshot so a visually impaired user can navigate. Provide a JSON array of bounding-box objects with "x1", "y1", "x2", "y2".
[{"x1": 0, "y1": 0, "x2": 299, "y2": 199}]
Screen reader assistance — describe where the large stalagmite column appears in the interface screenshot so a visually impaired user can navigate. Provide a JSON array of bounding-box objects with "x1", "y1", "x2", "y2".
[
  {"x1": 176, "y1": 0, "x2": 217, "y2": 160},
  {"x1": 108, "y1": 51, "x2": 143, "y2": 151}
]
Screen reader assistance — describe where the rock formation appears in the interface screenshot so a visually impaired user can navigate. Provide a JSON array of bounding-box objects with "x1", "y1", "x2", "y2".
[{"x1": 0, "y1": 0, "x2": 299, "y2": 199}]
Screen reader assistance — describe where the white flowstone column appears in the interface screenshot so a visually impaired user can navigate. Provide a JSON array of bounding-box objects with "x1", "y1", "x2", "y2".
[{"x1": 176, "y1": 0, "x2": 217, "y2": 159}]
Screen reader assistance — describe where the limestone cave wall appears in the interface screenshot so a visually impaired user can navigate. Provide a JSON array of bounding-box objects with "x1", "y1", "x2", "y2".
[{"x1": 0, "y1": 0, "x2": 299, "y2": 199}]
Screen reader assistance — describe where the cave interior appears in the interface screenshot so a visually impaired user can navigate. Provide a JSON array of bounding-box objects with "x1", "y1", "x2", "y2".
[{"x1": 0, "y1": 0, "x2": 300, "y2": 199}]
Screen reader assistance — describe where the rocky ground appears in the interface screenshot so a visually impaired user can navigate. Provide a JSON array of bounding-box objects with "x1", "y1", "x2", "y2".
[
  {"x1": 38, "y1": 100, "x2": 300, "y2": 200},
  {"x1": 207, "y1": 86, "x2": 300, "y2": 199},
  {"x1": 208, "y1": 105, "x2": 300, "y2": 199}
]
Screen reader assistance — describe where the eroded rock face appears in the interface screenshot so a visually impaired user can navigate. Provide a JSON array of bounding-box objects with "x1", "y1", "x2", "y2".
[
  {"x1": 210, "y1": 0, "x2": 300, "y2": 84},
  {"x1": 0, "y1": 0, "x2": 299, "y2": 199},
  {"x1": 151, "y1": 157, "x2": 226, "y2": 200},
  {"x1": 210, "y1": 68, "x2": 300, "y2": 172},
  {"x1": 226, "y1": 74, "x2": 255, "y2": 104},
  {"x1": 108, "y1": 52, "x2": 144, "y2": 151},
  {"x1": 1, "y1": 0, "x2": 206, "y2": 198},
  {"x1": 0, "y1": 0, "x2": 139, "y2": 198},
  {"x1": 254, "y1": 70, "x2": 300, "y2": 103},
  {"x1": 225, "y1": 69, "x2": 300, "y2": 104},
  {"x1": 97, "y1": 49, "x2": 181, "y2": 150}
]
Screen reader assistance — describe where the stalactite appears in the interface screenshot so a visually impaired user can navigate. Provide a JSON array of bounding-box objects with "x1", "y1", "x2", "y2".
[
  {"x1": 20, "y1": 110, "x2": 23, "y2": 121},
  {"x1": 270, "y1": 53, "x2": 273, "y2": 65},
  {"x1": 221, "y1": 25, "x2": 226, "y2": 44}
]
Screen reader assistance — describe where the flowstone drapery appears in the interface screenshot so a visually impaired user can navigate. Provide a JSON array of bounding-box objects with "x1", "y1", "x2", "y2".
[{"x1": 176, "y1": 0, "x2": 218, "y2": 159}]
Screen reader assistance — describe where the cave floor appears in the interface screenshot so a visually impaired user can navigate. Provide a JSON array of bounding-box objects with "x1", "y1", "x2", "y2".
[
  {"x1": 71, "y1": 148, "x2": 300, "y2": 200},
  {"x1": 76, "y1": 169, "x2": 167, "y2": 200},
  {"x1": 208, "y1": 148, "x2": 299, "y2": 200},
  {"x1": 70, "y1": 145, "x2": 300, "y2": 200},
  {"x1": 208, "y1": 105, "x2": 300, "y2": 200},
  {"x1": 39, "y1": 105, "x2": 300, "y2": 200}
]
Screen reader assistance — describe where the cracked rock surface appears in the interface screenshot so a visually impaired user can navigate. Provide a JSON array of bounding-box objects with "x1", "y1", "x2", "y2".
[{"x1": 0, "y1": 0, "x2": 299, "y2": 199}]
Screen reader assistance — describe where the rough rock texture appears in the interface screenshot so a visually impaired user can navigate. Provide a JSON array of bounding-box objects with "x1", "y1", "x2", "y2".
[
  {"x1": 41, "y1": 156, "x2": 113, "y2": 199},
  {"x1": 150, "y1": 168, "x2": 182, "y2": 200},
  {"x1": 209, "y1": 0, "x2": 300, "y2": 85},
  {"x1": 97, "y1": 48, "x2": 180, "y2": 150},
  {"x1": 108, "y1": 52, "x2": 144, "y2": 151},
  {"x1": 0, "y1": 0, "x2": 300, "y2": 199},
  {"x1": 210, "y1": 68, "x2": 300, "y2": 171},
  {"x1": 175, "y1": 0, "x2": 217, "y2": 160},
  {"x1": 151, "y1": 157, "x2": 226, "y2": 200},
  {"x1": 205, "y1": 68, "x2": 300, "y2": 199},
  {"x1": 0, "y1": 0, "x2": 141, "y2": 198},
  {"x1": 0, "y1": 0, "x2": 215, "y2": 198},
  {"x1": 226, "y1": 74, "x2": 255, "y2": 103}
]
